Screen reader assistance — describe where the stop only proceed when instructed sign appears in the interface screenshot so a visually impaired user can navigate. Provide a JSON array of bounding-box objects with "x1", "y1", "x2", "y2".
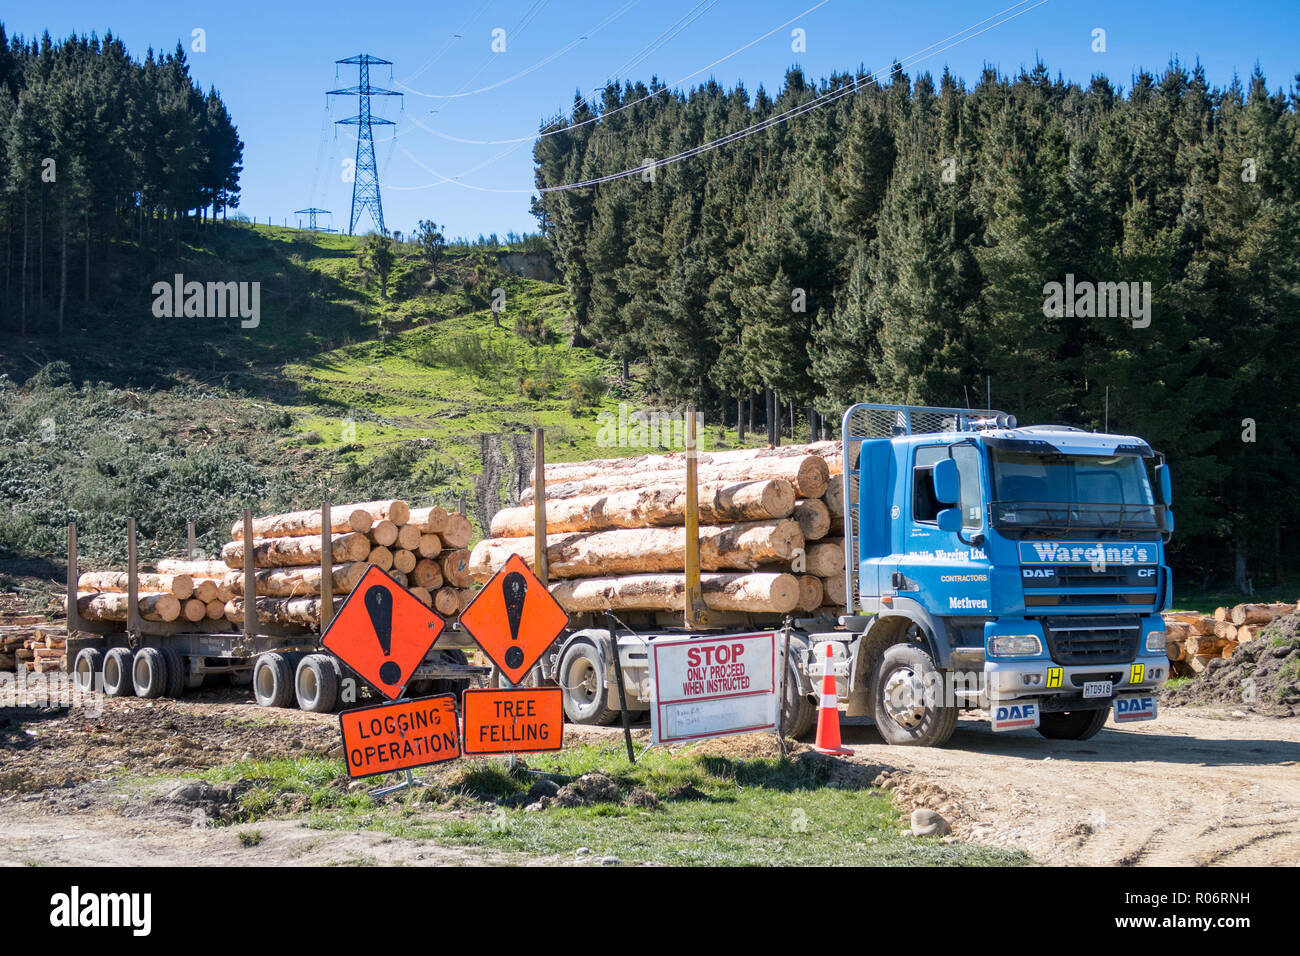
[
  {"x1": 458, "y1": 553, "x2": 569, "y2": 686},
  {"x1": 322, "y1": 564, "x2": 445, "y2": 700},
  {"x1": 650, "y1": 632, "x2": 778, "y2": 746},
  {"x1": 462, "y1": 687, "x2": 564, "y2": 755}
]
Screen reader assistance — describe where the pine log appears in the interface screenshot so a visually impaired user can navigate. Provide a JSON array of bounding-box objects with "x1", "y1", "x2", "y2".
[
  {"x1": 1213, "y1": 606, "x2": 1229, "y2": 622},
  {"x1": 1163, "y1": 621, "x2": 1190, "y2": 641},
  {"x1": 1164, "y1": 611, "x2": 1206, "y2": 627},
  {"x1": 1166, "y1": 641, "x2": 1185, "y2": 662},
  {"x1": 456, "y1": 588, "x2": 476, "y2": 614},
  {"x1": 793, "y1": 499, "x2": 831, "y2": 541},
  {"x1": 1236, "y1": 625, "x2": 1256, "y2": 644},
  {"x1": 804, "y1": 540, "x2": 845, "y2": 578},
  {"x1": 1213, "y1": 620, "x2": 1238, "y2": 641},
  {"x1": 221, "y1": 533, "x2": 369, "y2": 569},
  {"x1": 368, "y1": 547, "x2": 394, "y2": 572},
  {"x1": 393, "y1": 550, "x2": 417, "y2": 575},
  {"x1": 352, "y1": 499, "x2": 410, "y2": 527},
  {"x1": 1221, "y1": 642, "x2": 1238, "y2": 659},
  {"x1": 440, "y1": 513, "x2": 473, "y2": 549},
  {"x1": 409, "y1": 587, "x2": 432, "y2": 608},
  {"x1": 821, "y1": 574, "x2": 847, "y2": 607},
  {"x1": 796, "y1": 575, "x2": 824, "y2": 612},
  {"x1": 441, "y1": 549, "x2": 473, "y2": 588},
  {"x1": 1185, "y1": 636, "x2": 1226, "y2": 657},
  {"x1": 469, "y1": 520, "x2": 804, "y2": 583},
  {"x1": 412, "y1": 559, "x2": 444, "y2": 591},
  {"x1": 388, "y1": 570, "x2": 408, "y2": 588},
  {"x1": 524, "y1": 455, "x2": 829, "y2": 503},
  {"x1": 229, "y1": 506, "x2": 372, "y2": 541},
  {"x1": 1187, "y1": 616, "x2": 1216, "y2": 636},
  {"x1": 193, "y1": 579, "x2": 219, "y2": 603},
  {"x1": 371, "y1": 520, "x2": 399, "y2": 547},
  {"x1": 434, "y1": 587, "x2": 461, "y2": 617},
  {"x1": 417, "y1": 533, "x2": 443, "y2": 557},
  {"x1": 538, "y1": 441, "x2": 842, "y2": 484},
  {"x1": 549, "y1": 572, "x2": 800, "y2": 614},
  {"x1": 410, "y1": 505, "x2": 448, "y2": 534},
  {"x1": 489, "y1": 479, "x2": 797, "y2": 538},
  {"x1": 205, "y1": 599, "x2": 226, "y2": 621},
  {"x1": 182, "y1": 598, "x2": 207, "y2": 623},
  {"x1": 224, "y1": 596, "x2": 340, "y2": 627},
  {"x1": 76, "y1": 592, "x2": 181, "y2": 623},
  {"x1": 77, "y1": 571, "x2": 194, "y2": 600},
  {"x1": 1230, "y1": 603, "x2": 1295, "y2": 626},
  {"x1": 155, "y1": 558, "x2": 230, "y2": 578},
  {"x1": 396, "y1": 524, "x2": 421, "y2": 552},
  {"x1": 222, "y1": 564, "x2": 366, "y2": 598},
  {"x1": 1188, "y1": 654, "x2": 1215, "y2": 673},
  {"x1": 824, "y1": 480, "x2": 844, "y2": 518}
]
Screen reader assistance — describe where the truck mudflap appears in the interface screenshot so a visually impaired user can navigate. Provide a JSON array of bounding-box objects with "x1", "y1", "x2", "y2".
[{"x1": 1112, "y1": 693, "x2": 1158, "y2": 723}]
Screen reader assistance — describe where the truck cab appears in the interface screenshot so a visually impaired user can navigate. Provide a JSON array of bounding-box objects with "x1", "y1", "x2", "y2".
[{"x1": 840, "y1": 404, "x2": 1173, "y2": 745}]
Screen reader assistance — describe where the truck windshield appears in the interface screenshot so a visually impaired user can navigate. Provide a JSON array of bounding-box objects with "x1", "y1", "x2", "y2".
[{"x1": 988, "y1": 451, "x2": 1162, "y2": 536}]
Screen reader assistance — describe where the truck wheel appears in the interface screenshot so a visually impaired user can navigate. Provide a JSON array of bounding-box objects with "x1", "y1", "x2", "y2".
[
  {"x1": 132, "y1": 647, "x2": 169, "y2": 699},
  {"x1": 251, "y1": 652, "x2": 294, "y2": 708},
  {"x1": 72, "y1": 648, "x2": 103, "y2": 693},
  {"x1": 295, "y1": 654, "x2": 341, "y2": 713},
  {"x1": 559, "y1": 640, "x2": 620, "y2": 725},
  {"x1": 433, "y1": 649, "x2": 470, "y2": 696},
  {"x1": 870, "y1": 644, "x2": 958, "y2": 747},
  {"x1": 102, "y1": 647, "x2": 135, "y2": 697},
  {"x1": 780, "y1": 663, "x2": 815, "y2": 739},
  {"x1": 1036, "y1": 708, "x2": 1109, "y2": 740},
  {"x1": 162, "y1": 648, "x2": 187, "y2": 698}
]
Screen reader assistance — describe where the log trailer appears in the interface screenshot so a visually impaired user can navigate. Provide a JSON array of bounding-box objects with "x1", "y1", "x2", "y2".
[
  {"x1": 63, "y1": 506, "x2": 486, "y2": 711},
  {"x1": 536, "y1": 404, "x2": 1175, "y2": 746}
]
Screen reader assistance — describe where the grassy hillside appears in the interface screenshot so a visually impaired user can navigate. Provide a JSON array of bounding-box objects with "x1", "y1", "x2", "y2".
[{"x1": 0, "y1": 223, "x2": 760, "y2": 606}]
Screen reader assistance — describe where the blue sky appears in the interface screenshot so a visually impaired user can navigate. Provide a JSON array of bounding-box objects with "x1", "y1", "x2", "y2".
[{"x1": 8, "y1": 1, "x2": 1298, "y2": 238}]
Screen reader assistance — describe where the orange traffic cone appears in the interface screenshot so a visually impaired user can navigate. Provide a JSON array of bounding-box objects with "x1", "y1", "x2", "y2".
[{"x1": 812, "y1": 642, "x2": 851, "y2": 755}]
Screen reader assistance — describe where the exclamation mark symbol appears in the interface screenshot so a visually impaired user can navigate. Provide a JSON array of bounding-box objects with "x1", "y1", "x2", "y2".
[
  {"x1": 503, "y1": 571, "x2": 527, "y2": 670},
  {"x1": 365, "y1": 585, "x2": 401, "y2": 686}
]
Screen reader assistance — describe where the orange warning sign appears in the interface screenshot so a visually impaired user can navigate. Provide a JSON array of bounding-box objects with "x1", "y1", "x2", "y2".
[
  {"x1": 322, "y1": 564, "x2": 445, "y2": 700},
  {"x1": 459, "y1": 553, "x2": 568, "y2": 685},
  {"x1": 462, "y1": 687, "x2": 564, "y2": 755},
  {"x1": 339, "y1": 694, "x2": 461, "y2": 778}
]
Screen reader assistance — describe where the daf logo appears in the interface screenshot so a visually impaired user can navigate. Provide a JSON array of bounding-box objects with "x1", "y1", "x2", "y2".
[{"x1": 1023, "y1": 569, "x2": 1055, "y2": 579}]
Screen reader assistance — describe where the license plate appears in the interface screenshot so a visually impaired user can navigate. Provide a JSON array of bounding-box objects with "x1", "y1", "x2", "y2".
[{"x1": 1083, "y1": 680, "x2": 1113, "y2": 699}]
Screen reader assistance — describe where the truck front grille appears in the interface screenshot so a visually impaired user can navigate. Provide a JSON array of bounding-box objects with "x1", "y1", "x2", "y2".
[{"x1": 1041, "y1": 617, "x2": 1141, "y2": 666}]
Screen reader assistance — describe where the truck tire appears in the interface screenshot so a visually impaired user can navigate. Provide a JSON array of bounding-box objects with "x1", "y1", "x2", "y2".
[
  {"x1": 251, "y1": 652, "x2": 294, "y2": 708},
  {"x1": 162, "y1": 648, "x2": 187, "y2": 698},
  {"x1": 72, "y1": 648, "x2": 103, "y2": 694},
  {"x1": 780, "y1": 663, "x2": 816, "y2": 739},
  {"x1": 132, "y1": 647, "x2": 169, "y2": 699},
  {"x1": 433, "y1": 649, "x2": 470, "y2": 696},
  {"x1": 102, "y1": 647, "x2": 135, "y2": 697},
  {"x1": 1036, "y1": 707, "x2": 1109, "y2": 740},
  {"x1": 869, "y1": 644, "x2": 958, "y2": 747},
  {"x1": 295, "y1": 653, "x2": 341, "y2": 713},
  {"x1": 559, "y1": 640, "x2": 620, "y2": 725}
]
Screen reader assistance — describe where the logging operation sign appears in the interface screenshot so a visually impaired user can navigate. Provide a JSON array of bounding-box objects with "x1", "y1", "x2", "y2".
[
  {"x1": 459, "y1": 553, "x2": 569, "y2": 685},
  {"x1": 462, "y1": 687, "x2": 564, "y2": 755},
  {"x1": 650, "y1": 632, "x2": 778, "y2": 745},
  {"x1": 339, "y1": 693, "x2": 461, "y2": 778},
  {"x1": 322, "y1": 564, "x2": 445, "y2": 700}
]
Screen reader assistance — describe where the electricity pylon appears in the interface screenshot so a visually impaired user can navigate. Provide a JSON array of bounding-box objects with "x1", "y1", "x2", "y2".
[
  {"x1": 328, "y1": 55, "x2": 402, "y2": 236},
  {"x1": 293, "y1": 207, "x2": 332, "y2": 230}
]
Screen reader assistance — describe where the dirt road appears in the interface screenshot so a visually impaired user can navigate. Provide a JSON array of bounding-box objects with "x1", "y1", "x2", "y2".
[
  {"x1": 2, "y1": 688, "x2": 1297, "y2": 866},
  {"x1": 837, "y1": 709, "x2": 1300, "y2": 866}
]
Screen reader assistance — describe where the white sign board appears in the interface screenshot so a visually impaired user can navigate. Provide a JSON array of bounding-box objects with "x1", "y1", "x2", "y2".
[{"x1": 649, "y1": 632, "x2": 778, "y2": 746}]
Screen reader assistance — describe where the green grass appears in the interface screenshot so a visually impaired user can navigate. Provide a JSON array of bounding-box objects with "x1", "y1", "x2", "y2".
[{"x1": 187, "y1": 742, "x2": 1030, "y2": 867}]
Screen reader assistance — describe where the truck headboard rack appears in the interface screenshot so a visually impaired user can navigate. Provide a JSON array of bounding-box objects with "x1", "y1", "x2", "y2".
[{"x1": 839, "y1": 403, "x2": 1013, "y2": 616}]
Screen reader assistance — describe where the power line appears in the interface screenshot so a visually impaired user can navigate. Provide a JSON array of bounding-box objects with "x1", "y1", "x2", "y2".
[
  {"x1": 386, "y1": 0, "x2": 1051, "y2": 195},
  {"x1": 328, "y1": 54, "x2": 403, "y2": 234}
]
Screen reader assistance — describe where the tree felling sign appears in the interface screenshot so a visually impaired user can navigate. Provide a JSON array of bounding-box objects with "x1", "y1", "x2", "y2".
[
  {"x1": 462, "y1": 686, "x2": 564, "y2": 755},
  {"x1": 458, "y1": 553, "x2": 568, "y2": 685},
  {"x1": 650, "y1": 632, "x2": 778, "y2": 745},
  {"x1": 322, "y1": 564, "x2": 445, "y2": 700},
  {"x1": 339, "y1": 693, "x2": 461, "y2": 778}
]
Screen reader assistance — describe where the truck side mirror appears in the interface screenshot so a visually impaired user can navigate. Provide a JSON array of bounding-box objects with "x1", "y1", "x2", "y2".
[
  {"x1": 937, "y1": 508, "x2": 963, "y2": 533},
  {"x1": 932, "y1": 458, "x2": 960, "y2": 505},
  {"x1": 1156, "y1": 463, "x2": 1172, "y2": 504}
]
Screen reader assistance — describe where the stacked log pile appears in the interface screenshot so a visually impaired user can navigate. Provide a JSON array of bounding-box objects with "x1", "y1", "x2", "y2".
[
  {"x1": 1162, "y1": 603, "x2": 1297, "y2": 675},
  {"x1": 471, "y1": 442, "x2": 847, "y2": 618},
  {"x1": 68, "y1": 500, "x2": 475, "y2": 634},
  {"x1": 1, "y1": 592, "x2": 67, "y2": 672}
]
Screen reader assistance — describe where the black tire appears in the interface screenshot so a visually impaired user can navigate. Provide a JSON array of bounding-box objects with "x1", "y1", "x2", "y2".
[
  {"x1": 780, "y1": 662, "x2": 816, "y2": 739},
  {"x1": 162, "y1": 648, "x2": 187, "y2": 698},
  {"x1": 869, "y1": 643, "x2": 958, "y2": 747},
  {"x1": 132, "y1": 647, "x2": 169, "y2": 699},
  {"x1": 559, "y1": 640, "x2": 620, "y2": 725},
  {"x1": 251, "y1": 652, "x2": 294, "y2": 708},
  {"x1": 102, "y1": 647, "x2": 135, "y2": 697},
  {"x1": 1036, "y1": 707, "x2": 1109, "y2": 740},
  {"x1": 72, "y1": 648, "x2": 103, "y2": 694},
  {"x1": 433, "y1": 649, "x2": 470, "y2": 696},
  {"x1": 295, "y1": 653, "x2": 341, "y2": 713}
]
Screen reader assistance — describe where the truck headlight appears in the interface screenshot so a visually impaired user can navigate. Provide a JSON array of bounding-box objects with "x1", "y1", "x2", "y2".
[
  {"x1": 989, "y1": 635, "x2": 1042, "y2": 657},
  {"x1": 1145, "y1": 630, "x2": 1166, "y2": 653}
]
